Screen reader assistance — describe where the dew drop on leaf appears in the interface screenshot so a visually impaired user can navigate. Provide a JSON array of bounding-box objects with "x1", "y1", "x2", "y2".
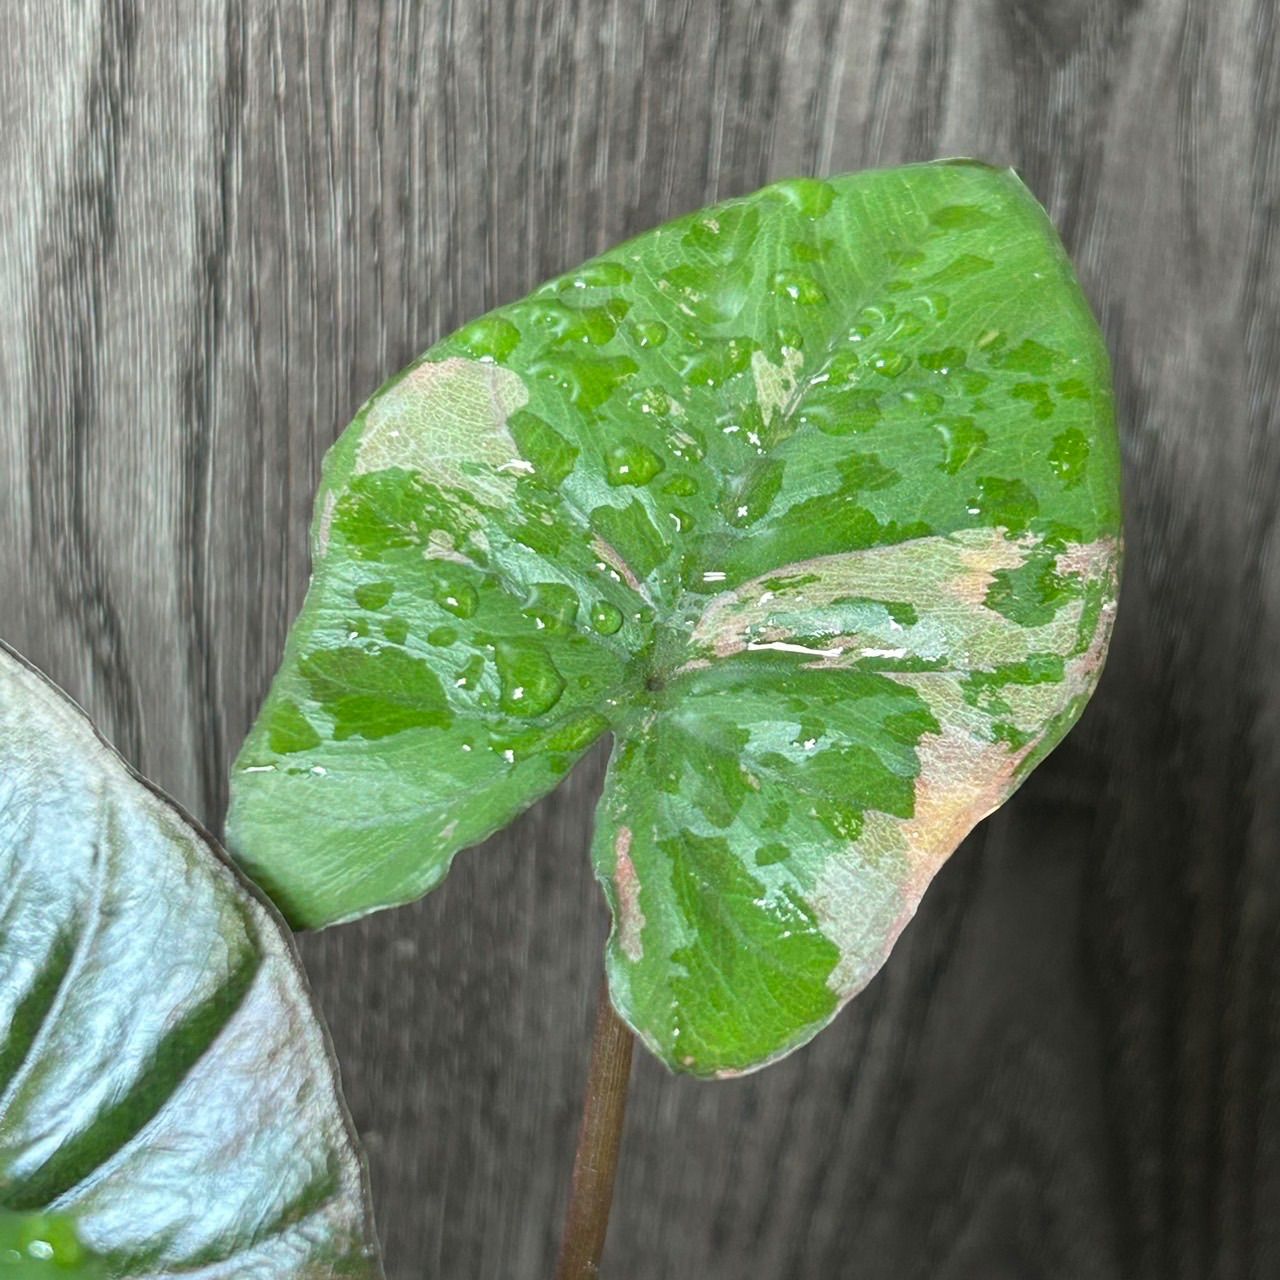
[
  {"x1": 605, "y1": 441, "x2": 666, "y2": 487},
  {"x1": 567, "y1": 261, "x2": 634, "y2": 288},
  {"x1": 769, "y1": 177, "x2": 837, "y2": 219},
  {"x1": 455, "y1": 315, "x2": 521, "y2": 362},
  {"x1": 590, "y1": 601, "x2": 624, "y2": 635},
  {"x1": 494, "y1": 641, "x2": 567, "y2": 717},
  {"x1": 769, "y1": 269, "x2": 827, "y2": 304},
  {"x1": 433, "y1": 577, "x2": 479, "y2": 618},
  {"x1": 353, "y1": 581, "x2": 394, "y2": 610},
  {"x1": 868, "y1": 348, "x2": 910, "y2": 377},
  {"x1": 630, "y1": 320, "x2": 668, "y2": 348},
  {"x1": 522, "y1": 582, "x2": 580, "y2": 634},
  {"x1": 661, "y1": 473, "x2": 698, "y2": 497}
]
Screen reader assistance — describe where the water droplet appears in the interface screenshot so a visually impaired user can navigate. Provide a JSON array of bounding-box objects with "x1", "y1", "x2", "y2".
[
  {"x1": 891, "y1": 312, "x2": 926, "y2": 339},
  {"x1": 770, "y1": 177, "x2": 837, "y2": 220},
  {"x1": 432, "y1": 575, "x2": 478, "y2": 618},
  {"x1": 383, "y1": 617, "x2": 409, "y2": 644},
  {"x1": 679, "y1": 336, "x2": 757, "y2": 388},
  {"x1": 665, "y1": 263, "x2": 750, "y2": 325},
  {"x1": 770, "y1": 269, "x2": 827, "y2": 304},
  {"x1": 797, "y1": 387, "x2": 882, "y2": 435},
  {"x1": 754, "y1": 842, "x2": 790, "y2": 867},
  {"x1": 932, "y1": 417, "x2": 988, "y2": 474},
  {"x1": 887, "y1": 247, "x2": 928, "y2": 269},
  {"x1": 631, "y1": 319, "x2": 668, "y2": 348},
  {"x1": 827, "y1": 350, "x2": 860, "y2": 380},
  {"x1": 856, "y1": 303, "x2": 895, "y2": 328},
  {"x1": 1009, "y1": 381, "x2": 1056, "y2": 419},
  {"x1": 605, "y1": 440, "x2": 665, "y2": 487},
  {"x1": 920, "y1": 291, "x2": 950, "y2": 319},
  {"x1": 518, "y1": 298, "x2": 619, "y2": 346},
  {"x1": 428, "y1": 626, "x2": 459, "y2": 646},
  {"x1": 354, "y1": 581, "x2": 394, "y2": 610},
  {"x1": 902, "y1": 389, "x2": 945, "y2": 415},
  {"x1": 868, "y1": 349, "x2": 910, "y2": 378},
  {"x1": 994, "y1": 338, "x2": 1058, "y2": 376},
  {"x1": 495, "y1": 641, "x2": 566, "y2": 717},
  {"x1": 590, "y1": 601, "x2": 624, "y2": 635},
  {"x1": 455, "y1": 315, "x2": 520, "y2": 362},
  {"x1": 789, "y1": 239, "x2": 825, "y2": 263},
  {"x1": 661, "y1": 473, "x2": 698, "y2": 497},
  {"x1": 929, "y1": 204, "x2": 995, "y2": 230},
  {"x1": 628, "y1": 385, "x2": 673, "y2": 418},
  {"x1": 522, "y1": 582, "x2": 580, "y2": 634},
  {"x1": 1048, "y1": 427, "x2": 1090, "y2": 487},
  {"x1": 565, "y1": 261, "x2": 633, "y2": 288},
  {"x1": 918, "y1": 346, "x2": 967, "y2": 375}
]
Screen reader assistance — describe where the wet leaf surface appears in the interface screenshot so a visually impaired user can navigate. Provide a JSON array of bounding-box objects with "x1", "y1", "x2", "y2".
[
  {"x1": 229, "y1": 161, "x2": 1121, "y2": 1075},
  {"x1": 0, "y1": 1211, "x2": 104, "y2": 1276}
]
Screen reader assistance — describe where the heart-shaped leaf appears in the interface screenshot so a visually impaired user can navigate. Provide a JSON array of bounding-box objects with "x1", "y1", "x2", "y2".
[
  {"x1": 0, "y1": 645, "x2": 382, "y2": 1274},
  {"x1": 228, "y1": 161, "x2": 1121, "y2": 1075}
]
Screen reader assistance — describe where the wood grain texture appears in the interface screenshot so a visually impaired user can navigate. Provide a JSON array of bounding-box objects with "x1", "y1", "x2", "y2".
[{"x1": 1, "y1": 1, "x2": 1276, "y2": 1276}]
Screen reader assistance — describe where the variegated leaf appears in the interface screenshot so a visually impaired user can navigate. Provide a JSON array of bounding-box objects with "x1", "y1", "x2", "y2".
[{"x1": 228, "y1": 161, "x2": 1121, "y2": 1075}]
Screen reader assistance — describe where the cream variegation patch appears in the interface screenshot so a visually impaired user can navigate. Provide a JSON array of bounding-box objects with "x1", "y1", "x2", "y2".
[
  {"x1": 355, "y1": 357, "x2": 530, "y2": 508},
  {"x1": 750, "y1": 346, "x2": 805, "y2": 426},
  {"x1": 790, "y1": 539, "x2": 1120, "y2": 1004},
  {"x1": 613, "y1": 826, "x2": 646, "y2": 961},
  {"x1": 689, "y1": 528, "x2": 1111, "y2": 675}
]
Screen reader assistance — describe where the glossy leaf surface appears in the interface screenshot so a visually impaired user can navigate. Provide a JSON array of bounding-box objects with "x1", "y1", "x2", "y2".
[
  {"x1": 229, "y1": 161, "x2": 1121, "y2": 1075},
  {"x1": 0, "y1": 646, "x2": 382, "y2": 1275}
]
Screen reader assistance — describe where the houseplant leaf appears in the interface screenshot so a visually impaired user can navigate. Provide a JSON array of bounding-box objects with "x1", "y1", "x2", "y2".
[
  {"x1": 0, "y1": 645, "x2": 382, "y2": 1275},
  {"x1": 228, "y1": 160, "x2": 1121, "y2": 1075}
]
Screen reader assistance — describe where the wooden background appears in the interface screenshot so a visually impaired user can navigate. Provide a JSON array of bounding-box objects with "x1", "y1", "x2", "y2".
[{"x1": 2, "y1": 2, "x2": 1277, "y2": 1276}]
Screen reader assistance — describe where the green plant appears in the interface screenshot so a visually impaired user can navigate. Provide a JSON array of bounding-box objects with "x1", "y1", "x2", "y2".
[
  {"x1": 0, "y1": 1211, "x2": 103, "y2": 1277},
  {"x1": 0, "y1": 646, "x2": 381, "y2": 1277},
  {"x1": 225, "y1": 160, "x2": 1121, "y2": 1270},
  {"x1": 0, "y1": 160, "x2": 1121, "y2": 1276}
]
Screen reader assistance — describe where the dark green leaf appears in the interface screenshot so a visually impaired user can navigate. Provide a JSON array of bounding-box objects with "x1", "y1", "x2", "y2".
[
  {"x1": 228, "y1": 161, "x2": 1122, "y2": 1074},
  {"x1": 0, "y1": 646, "x2": 382, "y2": 1274}
]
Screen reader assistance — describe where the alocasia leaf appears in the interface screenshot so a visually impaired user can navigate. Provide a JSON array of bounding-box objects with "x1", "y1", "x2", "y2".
[
  {"x1": 228, "y1": 161, "x2": 1121, "y2": 1076},
  {"x1": 0, "y1": 645, "x2": 382, "y2": 1275}
]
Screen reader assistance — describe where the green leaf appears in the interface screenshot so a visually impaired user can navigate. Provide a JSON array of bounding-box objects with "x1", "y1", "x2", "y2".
[
  {"x1": 228, "y1": 161, "x2": 1122, "y2": 1075},
  {"x1": 0, "y1": 1212, "x2": 104, "y2": 1276},
  {"x1": 0, "y1": 646, "x2": 382, "y2": 1274}
]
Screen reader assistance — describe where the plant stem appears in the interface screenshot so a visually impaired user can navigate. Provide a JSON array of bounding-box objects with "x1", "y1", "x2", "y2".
[{"x1": 553, "y1": 975, "x2": 635, "y2": 1280}]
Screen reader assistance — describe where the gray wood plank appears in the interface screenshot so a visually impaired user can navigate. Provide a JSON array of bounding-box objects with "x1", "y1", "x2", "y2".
[{"x1": 1, "y1": 1, "x2": 1277, "y2": 1276}]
